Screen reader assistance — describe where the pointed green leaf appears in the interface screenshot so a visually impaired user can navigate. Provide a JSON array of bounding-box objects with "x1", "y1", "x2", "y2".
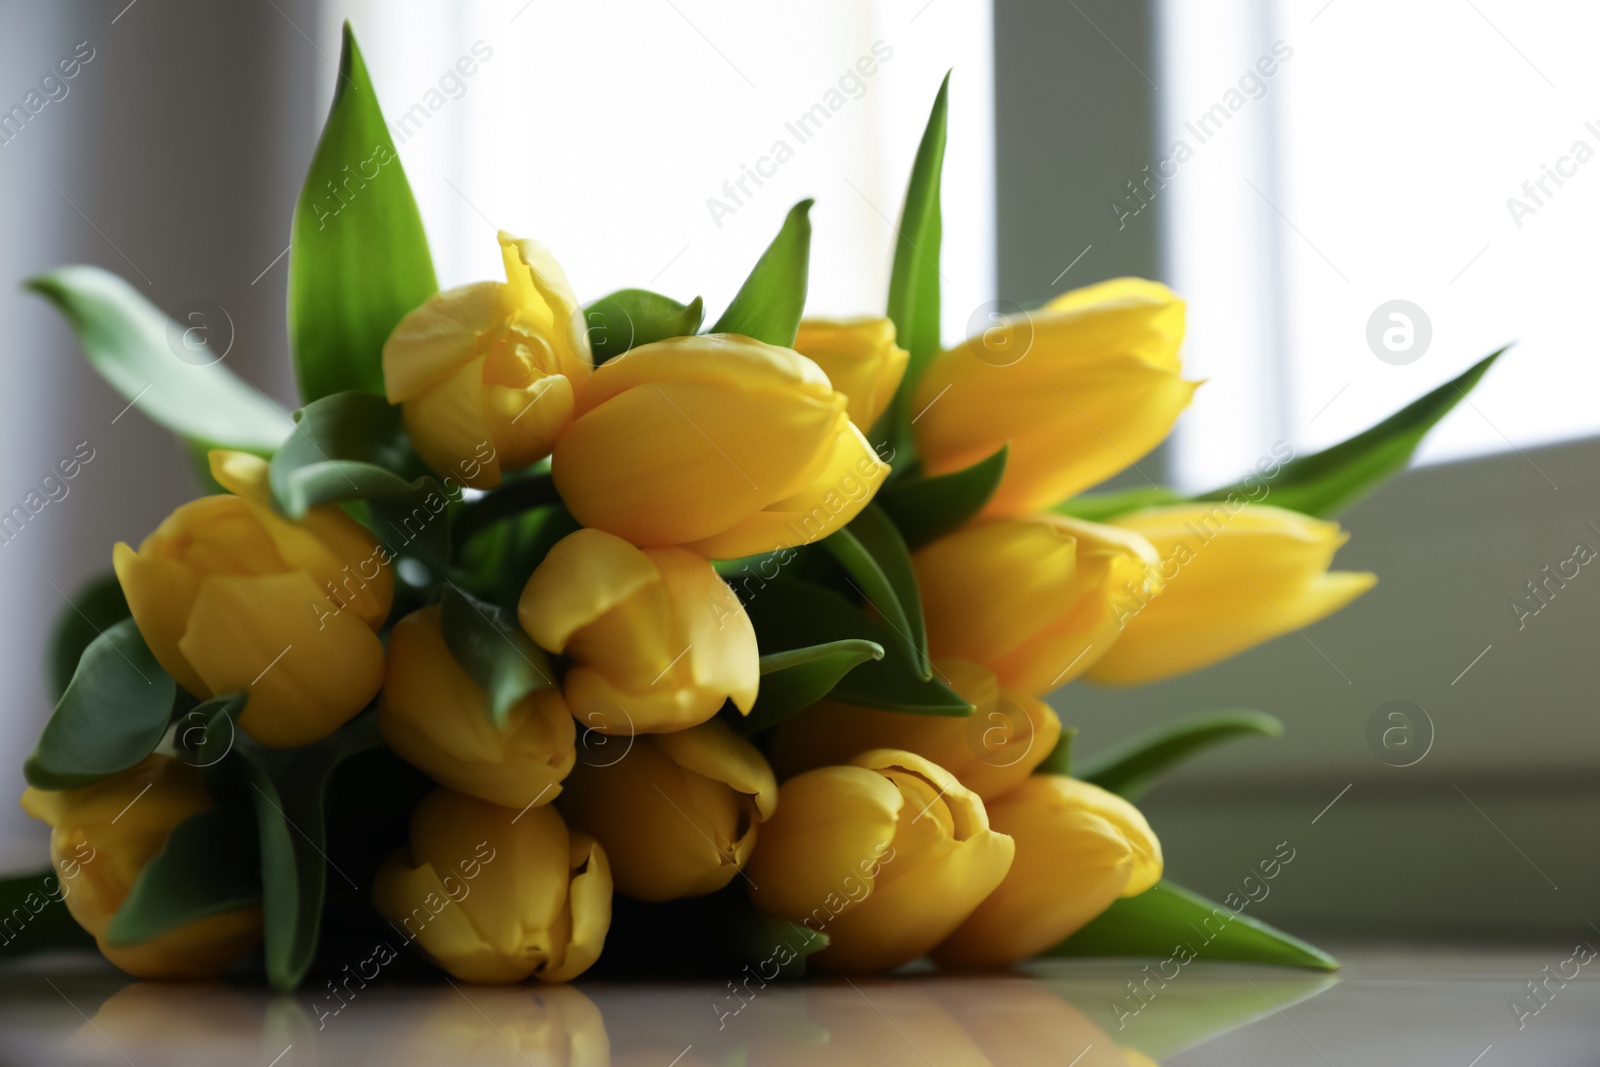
[
  {"x1": 26, "y1": 266, "x2": 288, "y2": 453},
  {"x1": 585, "y1": 288, "x2": 705, "y2": 364},
  {"x1": 1077, "y1": 710, "x2": 1283, "y2": 800},
  {"x1": 743, "y1": 578, "x2": 968, "y2": 715},
  {"x1": 822, "y1": 503, "x2": 929, "y2": 679},
  {"x1": 439, "y1": 584, "x2": 554, "y2": 728},
  {"x1": 711, "y1": 199, "x2": 812, "y2": 346},
  {"x1": 1053, "y1": 485, "x2": 1186, "y2": 524},
  {"x1": 106, "y1": 797, "x2": 262, "y2": 947},
  {"x1": 1201, "y1": 349, "x2": 1506, "y2": 517},
  {"x1": 288, "y1": 23, "x2": 438, "y2": 403},
  {"x1": 876, "y1": 444, "x2": 1007, "y2": 548},
  {"x1": 452, "y1": 471, "x2": 561, "y2": 546},
  {"x1": 268, "y1": 391, "x2": 427, "y2": 516},
  {"x1": 25, "y1": 618, "x2": 175, "y2": 790},
  {"x1": 735, "y1": 639, "x2": 885, "y2": 735},
  {"x1": 46, "y1": 571, "x2": 129, "y2": 702},
  {"x1": 1049, "y1": 879, "x2": 1339, "y2": 971}
]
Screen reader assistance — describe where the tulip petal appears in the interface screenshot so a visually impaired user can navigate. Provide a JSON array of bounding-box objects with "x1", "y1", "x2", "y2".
[
  {"x1": 649, "y1": 548, "x2": 760, "y2": 713},
  {"x1": 179, "y1": 573, "x2": 384, "y2": 748},
  {"x1": 655, "y1": 719, "x2": 777, "y2": 820},
  {"x1": 484, "y1": 372, "x2": 574, "y2": 472},
  {"x1": 382, "y1": 282, "x2": 509, "y2": 403},
  {"x1": 373, "y1": 852, "x2": 519, "y2": 983},
  {"x1": 519, "y1": 528, "x2": 664, "y2": 654},
  {"x1": 794, "y1": 316, "x2": 909, "y2": 428},
  {"x1": 498, "y1": 232, "x2": 592, "y2": 384},
  {"x1": 401, "y1": 355, "x2": 502, "y2": 489},
  {"x1": 542, "y1": 831, "x2": 611, "y2": 982},
  {"x1": 112, "y1": 541, "x2": 208, "y2": 697}
]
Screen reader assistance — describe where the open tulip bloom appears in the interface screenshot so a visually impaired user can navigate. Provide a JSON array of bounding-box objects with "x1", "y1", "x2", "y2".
[{"x1": 14, "y1": 27, "x2": 1507, "y2": 990}]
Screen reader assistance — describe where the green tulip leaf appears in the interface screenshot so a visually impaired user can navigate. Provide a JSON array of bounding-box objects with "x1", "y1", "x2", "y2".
[
  {"x1": 26, "y1": 266, "x2": 289, "y2": 454},
  {"x1": 288, "y1": 22, "x2": 438, "y2": 403},
  {"x1": 743, "y1": 578, "x2": 968, "y2": 715},
  {"x1": 584, "y1": 288, "x2": 705, "y2": 364},
  {"x1": 710, "y1": 199, "x2": 812, "y2": 346},
  {"x1": 25, "y1": 618, "x2": 176, "y2": 791},
  {"x1": 822, "y1": 503, "x2": 930, "y2": 679},
  {"x1": 439, "y1": 584, "x2": 554, "y2": 729},
  {"x1": 46, "y1": 570, "x2": 130, "y2": 702},
  {"x1": 1049, "y1": 879, "x2": 1339, "y2": 971},
  {"x1": 268, "y1": 391, "x2": 428, "y2": 516},
  {"x1": 457, "y1": 502, "x2": 581, "y2": 613},
  {"x1": 875, "y1": 72, "x2": 949, "y2": 467},
  {"x1": 1076, "y1": 710, "x2": 1284, "y2": 800},
  {"x1": 0, "y1": 870, "x2": 94, "y2": 956},
  {"x1": 200, "y1": 707, "x2": 385, "y2": 992},
  {"x1": 1201, "y1": 348, "x2": 1506, "y2": 518},
  {"x1": 452, "y1": 471, "x2": 562, "y2": 547},
  {"x1": 1036, "y1": 725, "x2": 1076, "y2": 776},
  {"x1": 734, "y1": 639, "x2": 886, "y2": 735},
  {"x1": 1053, "y1": 486, "x2": 1186, "y2": 524},
  {"x1": 106, "y1": 796, "x2": 262, "y2": 948},
  {"x1": 876, "y1": 444, "x2": 1007, "y2": 548}
]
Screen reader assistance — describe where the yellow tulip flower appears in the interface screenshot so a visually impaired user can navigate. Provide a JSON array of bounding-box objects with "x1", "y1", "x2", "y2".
[
  {"x1": 914, "y1": 514, "x2": 1161, "y2": 696},
  {"x1": 558, "y1": 719, "x2": 776, "y2": 901},
  {"x1": 1086, "y1": 504, "x2": 1376, "y2": 685},
  {"x1": 550, "y1": 334, "x2": 888, "y2": 559},
  {"x1": 19, "y1": 755, "x2": 262, "y2": 978},
  {"x1": 384, "y1": 231, "x2": 592, "y2": 489},
  {"x1": 372, "y1": 787, "x2": 611, "y2": 984},
  {"x1": 767, "y1": 659, "x2": 1060, "y2": 800},
  {"x1": 112, "y1": 450, "x2": 391, "y2": 748},
  {"x1": 380, "y1": 605, "x2": 574, "y2": 810},
  {"x1": 933, "y1": 775, "x2": 1161, "y2": 969},
  {"x1": 747, "y1": 749, "x2": 1013, "y2": 973},
  {"x1": 518, "y1": 528, "x2": 758, "y2": 734},
  {"x1": 793, "y1": 317, "x2": 908, "y2": 429},
  {"x1": 912, "y1": 278, "x2": 1195, "y2": 513}
]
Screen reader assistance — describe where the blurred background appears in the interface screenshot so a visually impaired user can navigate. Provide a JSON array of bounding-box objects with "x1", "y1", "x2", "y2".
[{"x1": 1, "y1": 0, "x2": 1594, "y2": 944}]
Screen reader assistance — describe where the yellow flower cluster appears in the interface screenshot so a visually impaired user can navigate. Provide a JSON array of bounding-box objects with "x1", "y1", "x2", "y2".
[{"x1": 22, "y1": 235, "x2": 1373, "y2": 983}]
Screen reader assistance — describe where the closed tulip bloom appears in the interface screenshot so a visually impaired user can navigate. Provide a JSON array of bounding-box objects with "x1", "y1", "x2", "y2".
[
  {"x1": 372, "y1": 788, "x2": 611, "y2": 984},
  {"x1": 384, "y1": 231, "x2": 591, "y2": 489},
  {"x1": 792, "y1": 317, "x2": 908, "y2": 429},
  {"x1": 1086, "y1": 504, "x2": 1377, "y2": 685},
  {"x1": 551, "y1": 334, "x2": 888, "y2": 559},
  {"x1": 767, "y1": 659, "x2": 1060, "y2": 800},
  {"x1": 112, "y1": 450, "x2": 391, "y2": 748},
  {"x1": 559, "y1": 719, "x2": 776, "y2": 901},
  {"x1": 380, "y1": 605, "x2": 574, "y2": 810},
  {"x1": 747, "y1": 749, "x2": 1013, "y2": 973},
  {"x1": 19, "y1": 756, "x2": 262, "y2": 978},
  {"x1": 933, "y1": 775, "x2": 1161, "y2": 969},
  {"x1": 519, "y1": 528, "x2": 758, "y2": 734},
  {"x1": 912, "y1": 278, "x2": 1195, "y2": 513},
  {"x1": 914, "y1": 514, "x2": 1161, "y2": 696}
]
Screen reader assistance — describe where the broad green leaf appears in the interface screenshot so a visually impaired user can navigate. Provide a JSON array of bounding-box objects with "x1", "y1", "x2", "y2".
[
  {"x1": 743, "y1": 578, "x2": 968, "y2": 715},
  {"x1": 1049, "y1": 879, "x2": 1339, "y2": 971},
  {"x1": 458, "y1": 502, "x2": 581, "y2": 612},
  {"x1": 45, "y1": 571, "x2": 129, "y2": 701},
  {"x1": 26, "y1": 266, "x2": 288, "y2": 453},
  {"x1": 288, "y1": 23, "x2": 438, "y2": 403},
  {"x1": 439, "y1": 584, "x2": 554, "y2": 728},
  {"x1": 199, "y1": 707, "x2": 384, "y2": 991},
  {"x1": 1201, "y1": 349, "x2": 1506, "y2": 517},
  {"x1": 1036, "y1": 725, "x2": 1075, "y2": 776},
  {"x1": 1077, "y1": 710, "x2": 1283, "y2": 800},
  {"x1": 822, "y1": 503, "x2": 929, "y2": 679},
  {"x1": 876, "y1": 444, "x2": 1007, "y2": 548},
  {"x1": 0, "y1": 870, "x2": 94, "y2": 955},
  {"x1": 106, "y1": 797, "x2": 261, "y2": 947},
  {"x1": 25, "y1": 618, "x2": 175, "y2": 790},
  {"x1": 735, "y1": 639, "x2": 885, "y2": 735},
  {"x1": 585, "y1": 288, "x2": 705, "y2": 364},
  {"x1": 1053, "y1": 485, "x2": 1186, "y2": 524},
  {"x1": 874, "y1": 73, "x2": 949, "y2": 468},
  {"x1": 268, "y1": 391, "x2": 426, "y2": 516},
  {"x1": 710, "y1": 199, "x2": 812, "y2": 346}
]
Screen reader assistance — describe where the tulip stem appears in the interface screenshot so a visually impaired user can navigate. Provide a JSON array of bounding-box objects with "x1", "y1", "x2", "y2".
[{"x1": 453, "y1": 473, "x2": 563, "y2": 546}]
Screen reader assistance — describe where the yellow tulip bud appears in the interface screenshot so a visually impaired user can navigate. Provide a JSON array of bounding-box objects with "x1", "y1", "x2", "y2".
[
  {"x1": 372, "y1": 788, "x2": 611, "y2": 984},
  {"x1": 747, "y1": 749, "x2": 1013, "y2": 973},
  {"x1": 550, "y1": 334, "x2": 888, "y2": 559},
  {"x1": 914, "y1": 514, "x2": 1161, "y2": 696},
  {"x1": 912, "y1": 278, "x2": 1195, "y2": 513},
  {"x1": 518, "y1": 528, "x2": 759, "y2": 734},
  {"x1": 112, "y1": 450, "x2": 392, "y2": 748},
  {"x1": 558, "y1": 719, "x2": 776, "y2": 901},
  {"x1": 792, "y1": 317, "x2": 908, "y2": 430},
  {"x1": 1086, "y1": 504, "x2": 1377, "y2": 685},
  {"x1": 767, "y1": 659, "x2": 1060, "y2": 799},
  {"x1": 933, "y1": 775, "x2": 1161, "y2": 969},
  {"x1": 384, "y1": 231, "x2": 592, "y2": 489},
  {"x1": 380, "y1": 605, "x2": 574, "y2": 810},
  {"x1": 19, "y1": 755, "x2": 262, "y2": 978}
]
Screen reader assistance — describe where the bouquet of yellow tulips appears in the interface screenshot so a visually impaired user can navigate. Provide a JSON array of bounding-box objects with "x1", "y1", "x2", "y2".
[{"x1": 9, "y1": 27, "x2": 1500, "y2": 991}]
